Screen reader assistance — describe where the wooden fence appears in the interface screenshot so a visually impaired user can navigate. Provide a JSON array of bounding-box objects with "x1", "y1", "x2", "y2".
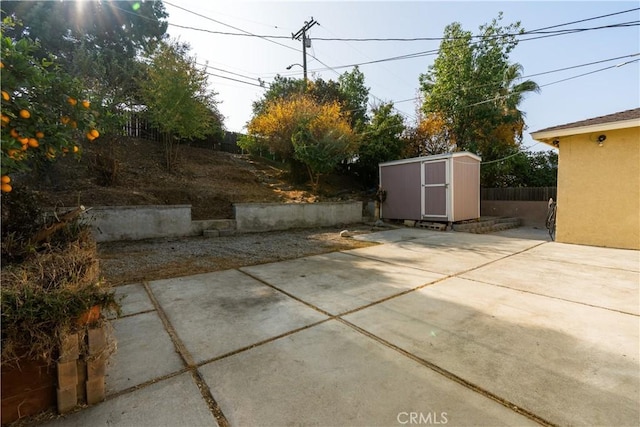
[
  {"x1": 120, "y1": 112, "x2": 241, "y2": 154},
  {"x1": 481, "y1": 187, "x2": 557, "y2": 201}
]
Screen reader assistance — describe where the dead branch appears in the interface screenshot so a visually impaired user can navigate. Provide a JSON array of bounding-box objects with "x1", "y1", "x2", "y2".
[{"x1": 29, "y1": 206, "x2": 86, "y2": 246}]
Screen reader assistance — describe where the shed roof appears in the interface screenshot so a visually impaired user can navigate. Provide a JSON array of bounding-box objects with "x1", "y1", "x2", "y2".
[
  {"x1": 530, "y1": 108, "x2": 640, "y2": 145},
  {"x1": 379, "y1": 151, "x2": 481, "y2": 167}
]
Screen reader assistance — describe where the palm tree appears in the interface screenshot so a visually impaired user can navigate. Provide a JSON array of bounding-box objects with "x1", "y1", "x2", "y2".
[{"x1": 499, "y1": 63, "x2": 540, "y2": 141}]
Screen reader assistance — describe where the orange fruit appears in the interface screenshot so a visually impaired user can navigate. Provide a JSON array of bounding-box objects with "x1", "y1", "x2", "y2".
[
  {"x1": 67, "y1": 97, "x2": 77, "y2": 106},
  {"x1": 86, "y1": 132, "x2": 95, "y2": 141},
  {"x1": 73, "y1": 145, "x2": 79, "y2": 153},
  {"x1": 35, "y1": 131, "x2": 45, "y2": 139},
  {"x1": 0, "y1": 62, "x2": 4, "y2": 68},
  {"x1": 28, "y1": 138, "x2": 39, "y2": 148},
  {"x1": 1, "y1": 183, "x2": 12, "y2": 193},
  {"x1": 18, "y1": 137, "x2": 29, "y2": 145},
  {"x1": 90, "y1": 129, "x2": 99, "y2": 139},
  {"x1": 9, "y1": 128, "x2": 19, "y2": 138},
  {"x1": 82, "y1": 100, "x2": 91, "y2": 109},
  {"x1": 60, "y1": 116, "x2": 70, "y2": 124},
  {"x1": 1, "y1": 114, "x2": 10, "y2": 124},
  {"x1": 7, "y1": 149, "x2": 18, "y2": 158},
  {"x1": 1, "y1": 175, "x2": 10, "y2": 184},
  {"x1": 19, "y1": 109, "x2": 30, "y2": 119},
  {"x1": 70, "y1": 120, "x2": 77, "y2": 129},
  {"x1": 21, "y1": 144, "x2": 28, "y2": 151},
  {"x1": 1, "y1": 91, "x2": 9, "y2": 101}
]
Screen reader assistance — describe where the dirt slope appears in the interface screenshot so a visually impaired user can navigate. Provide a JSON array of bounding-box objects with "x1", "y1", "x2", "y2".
[{"x1": 24, "y1": 137, "x2": 365, "y2": 219}]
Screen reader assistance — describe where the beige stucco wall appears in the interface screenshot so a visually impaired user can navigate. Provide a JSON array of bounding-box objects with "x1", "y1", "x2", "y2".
[{"x1": 556, "y1": 127, "x2": 640, "y2": 249}]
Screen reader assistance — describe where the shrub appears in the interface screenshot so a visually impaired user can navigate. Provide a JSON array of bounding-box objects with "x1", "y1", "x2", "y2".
[{"x1": 1, "y1": 190, "x2": 119, "y2": 366}]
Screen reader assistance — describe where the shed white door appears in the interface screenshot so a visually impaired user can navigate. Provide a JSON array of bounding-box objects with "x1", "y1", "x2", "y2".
[{"x1": 421, "y1": 159, "x2": 448, "y2": 219}]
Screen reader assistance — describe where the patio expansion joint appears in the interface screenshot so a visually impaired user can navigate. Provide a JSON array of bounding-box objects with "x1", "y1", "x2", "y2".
[
  {"x1": 336, "y1": 317, "x2": 557, "y2": 427},
  {"x1": 141, "y1": 281, "x2": 231, "y2": 427},
  {"x1": 461, "y1": 276, "x2": 640, "y2": 317},
  {"x1": 337, "y1": 241, "x2": 550, "y2": 318},
  {"x1": 193, "y1": 318, "x2": 332, "y2": 368}
]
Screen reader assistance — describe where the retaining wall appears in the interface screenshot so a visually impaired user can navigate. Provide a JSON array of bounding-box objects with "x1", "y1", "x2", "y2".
[
  {"x1": 83, "y1": 205, "x2": 206, "y2": 242},
  {"x1": 234, "y1": 202, "x2": 363, "y2": 233},
  {"x1": 481, "y1": 200, "x2": 548, "y2": 227},
  {"x1": 78, "y1": 202, "x2": 364, "y2": 242}
]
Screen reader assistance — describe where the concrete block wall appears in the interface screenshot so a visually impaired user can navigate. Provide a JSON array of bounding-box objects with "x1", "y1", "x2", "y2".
[
  {"x1": 69, "y1": 202, "x2": 364, "y2": 242},
  {"x1": 83, "y1": 205, "x2": 194, "y2": 242},
  {"x1": 55, "y1": 325, "x2": 108, "y2": 415},
  {"x1": 234, "y1": 202, "x2": 363, "y2": 233},
  {"x1": 481, "y1": 201, "x2": 549, "y2": 227}
]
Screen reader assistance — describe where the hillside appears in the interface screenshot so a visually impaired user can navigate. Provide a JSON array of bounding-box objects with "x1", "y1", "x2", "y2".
[{"x1": 23, "y1": 137, "x2": 367, "y2": 219}]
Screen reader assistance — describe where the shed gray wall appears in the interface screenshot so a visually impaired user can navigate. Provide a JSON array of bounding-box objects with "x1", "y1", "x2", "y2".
[
  {"x1": 380, "y1": 162, "x2": 421, "y2": 220},
  {"x1": 452, "y1": 155, "x2": 481, "y2": 222}
]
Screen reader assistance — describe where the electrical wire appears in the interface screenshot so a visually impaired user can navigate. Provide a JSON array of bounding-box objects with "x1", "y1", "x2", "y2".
[{"x1": 163, "y1": 0, "x2": 301, "y2": 53}]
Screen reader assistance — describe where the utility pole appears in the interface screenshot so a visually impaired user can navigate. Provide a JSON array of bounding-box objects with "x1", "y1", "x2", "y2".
[{"x1": 292, "y1": 18, "x2": 318, "y2": 84}]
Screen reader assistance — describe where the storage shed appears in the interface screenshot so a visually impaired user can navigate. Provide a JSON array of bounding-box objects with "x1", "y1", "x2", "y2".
[{"x1": 379, "y1": 152, "x2": 481, "y2": 222}]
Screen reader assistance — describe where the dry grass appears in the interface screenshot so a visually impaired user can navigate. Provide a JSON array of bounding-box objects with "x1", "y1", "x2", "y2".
[{"x1": 1, "y1": 226, "x2": 119, "y2": 367}]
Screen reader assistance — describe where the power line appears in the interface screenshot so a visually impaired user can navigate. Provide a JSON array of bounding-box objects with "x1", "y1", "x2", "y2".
[
  {"x1": 195, "y1": 62, "x2": 262, "y2": 84},
  {"x1": 526, "y1": 6, "x2": 639, "y2": 32},
  {"x1": 539, "y1": 58, "x2": 640, "y2": 88},
  {"x1": 462, "y1": 58, "x2": 639, "y2": 109},
  {"x1": 158, "y1": 3, "x2": 638, "y2": 76},
  {"x1": 310, "y1": 22, "x2": 639, "y2": 42},
  {"x1": 163, "y1": 0, "x2": 301, "y2": 54},
  {"x1": 165, "y1": 12, "x2": 638, "y2": 43}
]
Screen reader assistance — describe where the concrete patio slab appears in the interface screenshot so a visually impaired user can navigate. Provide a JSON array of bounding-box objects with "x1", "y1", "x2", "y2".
[
  {"x1": 462, "y1": 252, "x2": 640, "y2": 315},
  {"x1": 491, "y1": 226, "x2": 550, "y2": 241},
  {"x1": 397, "y1": 231, "x2": 545, "y2": 254},
  {"x1": 523, "y1": 241, "x2": 640, "y2": 271},
  {"x1": 148, "y1": 269, "x2": 328, "y2": 364},
  {"x1": 241, "y1": 252, "x2": 445, "y2": 315},
  {"x1": 345, "y1": 242, "x2": 508, "y2": 275},
  {"x1": 344, "y1": 277, "x2": 640, "y2": 426},
  {"x1": 199, "y1": 320, "x2": 538, "y2": 427},
  {"x1": 106, "y1": 311, "x2": 184, "y2": 394},
  {"x1": 351, "y1": 227, "x2": 434, "y2": 243},
  {"x1": 355, "y1": 228, "x2": 545, "y2": 254},
  {"x1": 110, "y1": 283, "x2": 154, "y2": 318},
  {"x1": 44, "y1": 373, "x2": 217, "y2": 427}
]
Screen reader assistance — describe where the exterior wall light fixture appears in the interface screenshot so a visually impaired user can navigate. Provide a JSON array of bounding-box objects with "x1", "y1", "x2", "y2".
[{"x1": 597, "y1": 134, "x2": 606, "y2": 147}]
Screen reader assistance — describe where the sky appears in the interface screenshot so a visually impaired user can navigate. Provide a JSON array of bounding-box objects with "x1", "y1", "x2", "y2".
[{"x1": 162, "y1": 1, "x2": 640, "y2": 152}]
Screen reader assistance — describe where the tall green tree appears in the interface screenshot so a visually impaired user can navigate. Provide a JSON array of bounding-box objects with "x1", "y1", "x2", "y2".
[
  {"x1": 419, "y1": 13, "x2": 538, "y2": 186},
  {"x1": 138, "y1": 40, "x2": 223, "y2": 170},
  {"x1": 355, "y1": 103, "x2": 405, "y2": 187},
  {"x1": 339, "y1": 66, "x2": 370, "y2": 131}
]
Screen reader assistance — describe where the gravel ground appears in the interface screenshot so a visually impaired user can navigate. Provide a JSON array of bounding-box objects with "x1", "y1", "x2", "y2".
[{"x1": 98, "y1": 224, "x2": 383, "y2": 286}]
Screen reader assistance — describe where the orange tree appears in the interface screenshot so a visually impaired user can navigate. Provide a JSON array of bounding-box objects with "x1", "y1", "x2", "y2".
[{"x1": 0, "y1": 18, "x2": 99, "y2": 193}]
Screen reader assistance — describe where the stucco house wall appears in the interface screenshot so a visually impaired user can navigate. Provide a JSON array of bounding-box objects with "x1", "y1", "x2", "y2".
[
  {"x1": 556, "y1": 127, "x2": 639, "y2": 249},
  {"x1": 531, "y1": 108, "x2": 640, "y2": 250}
]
